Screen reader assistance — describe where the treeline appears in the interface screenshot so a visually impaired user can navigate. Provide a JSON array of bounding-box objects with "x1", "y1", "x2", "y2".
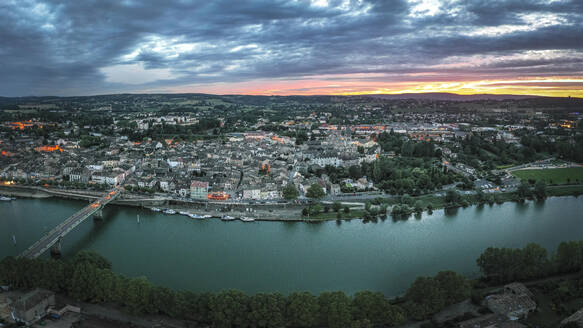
[
  {"x1": 361, "y1": 157, "x2": 458, "y2": 195},
  {"x1": 120, "y1": 118, "x2": 222, "y2": 142},
  {"x1": 0, "y1": 251, "x2": 472, "y2": 328},
  {"x1": 455, "y1": 134, "x2": 530, "y2": 169},
  {"x1": 376, "y1": 131, "x2": 440, "y2": 158},
  {"x1": 521, "y1": 134, "x2": 583, "y2": 163},
  {"x1": 302, "y1": 157, "x2": 459, "y2": 196},
  {"x1": 477, "y1": 241, "x2": 583, "y2": 285}
]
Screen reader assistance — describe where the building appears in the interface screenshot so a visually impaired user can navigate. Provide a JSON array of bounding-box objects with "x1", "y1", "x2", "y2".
[
  {"x1": 312, "y1": 156, "x2": 341, "y2": 167},
  {"x1": 190, "y1": 180, "x2": 209, "y2": 200},
  {"x1": 458, "y1": 314, "x2": 528, "y2": 328},
  {"x1": 10, "y1": 289, "x2": 55, "y2": 325},
  {"x1": 330, "y1": 184, "x2": 341, "y2": 195},
  {"x1": 243, "y1": 189, "x2": 261, "y2": 200},
  {"x1": 561, "y1": 308, "x2": 583, "y2": 327},
  {"x1": 486, "y1": 283, "x2": 536, "y2": 320}
]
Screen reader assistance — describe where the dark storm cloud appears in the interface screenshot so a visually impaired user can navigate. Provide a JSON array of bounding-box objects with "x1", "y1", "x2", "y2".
[{"x1": 0, "y1": 0, "x2": 582, "y2": 96}]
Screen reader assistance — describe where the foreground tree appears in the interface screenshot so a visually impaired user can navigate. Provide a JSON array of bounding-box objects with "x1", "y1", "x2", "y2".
[
  {"x1": 282, "y1": 183, "x2": 299, "y2": 200},
  {"x1": 306, "y1": 183, "x2": 326, "y2": 199},
  {"x1": 286, "y1": 292, "x2": 320, "y2": 327},
  {"x1": 351, "y1": 291, "x2": 405, "y2": 327},
  {"x1": 248, "y1": 293, "x2": 286, "y2": 328},
  {"x1": 209, "y1": 290, "x2": 250, "y2": 328},
  {"x1": 319, "y1": 291, "x2": 352, "y2": 328}
]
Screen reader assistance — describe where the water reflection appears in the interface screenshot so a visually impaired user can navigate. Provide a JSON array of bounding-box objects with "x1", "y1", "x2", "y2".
[
  {"x1": 444, "y1": 207, "x2": 459, "y2": 217},
  {"x1": 533, "y1": 199, "x2": 546, "y2": 210},
  {"x1": 515, "y1": 201, "x2": 530, "y2": 214}
]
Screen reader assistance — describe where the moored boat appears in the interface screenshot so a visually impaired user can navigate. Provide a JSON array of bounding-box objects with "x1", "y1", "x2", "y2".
[
  {"x1": 221, "y1": 215, "x2": 235, "y2": 221},
  {"x1": 0, "y1": 196, "x2": 12, "y2": 201},
  {"x1": 240, "y1": 217, "x2": 255, "y2": 222},
  {"x1": 163, "y1": 209, "x2": 177, "y2": 215},
  {"x1": 151, "y1": 207, "x2": 161, "y2": 212}
]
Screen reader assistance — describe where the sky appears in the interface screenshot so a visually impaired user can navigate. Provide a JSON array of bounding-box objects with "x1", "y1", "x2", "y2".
[{"x1": 1, "y1": 0, "x2": 582, "y2": 97}]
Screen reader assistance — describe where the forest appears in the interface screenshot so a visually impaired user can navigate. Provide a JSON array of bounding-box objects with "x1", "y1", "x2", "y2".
[{"x1": 2, "y1": 240, "x2": 583, "y2": 328}]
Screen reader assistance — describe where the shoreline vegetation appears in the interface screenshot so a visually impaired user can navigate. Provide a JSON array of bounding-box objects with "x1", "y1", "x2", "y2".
[
  {"x1": 2, "y1": 240, "x2": 582, "y2": 328},
  {"x1": 2, "y1": 183, "x2": 583, "y2": 222},
  {"x1": 302, "y1": 183, "x2": 583, "y2": 221}
]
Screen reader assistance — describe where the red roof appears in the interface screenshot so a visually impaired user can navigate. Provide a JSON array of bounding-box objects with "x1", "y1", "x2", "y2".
[{"x1": 191, "y1": 181, "x2": 209, "y2": 188}]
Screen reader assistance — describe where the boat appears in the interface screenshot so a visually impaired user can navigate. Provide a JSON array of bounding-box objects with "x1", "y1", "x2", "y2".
[
  {"x1": 163, "y1": 209, "x2": 177, "y2": 215},
  {"x1": 201, "y1": 215, "x2": 212, "y2": 219},
  {"x1": 0, "y1": 196, "x2": 12, "y2": 201},
  {"x1": 188, "y1": 213, "x2": 202, "y2": 219},
  {"x1": 221, "y1": 215, "x2": 235, "y2": 221},
  {"x1": 240, "y1": 217, "x2": 255, "y2": 222},
  {"x1": 178, "y1": 211, "x2": 190, "y2": 216},
  {"x1": 151, "y1": 207, "x2": 161, "y2": 212}
]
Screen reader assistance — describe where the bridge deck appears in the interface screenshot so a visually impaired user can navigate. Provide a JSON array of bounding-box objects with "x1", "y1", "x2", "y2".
[{"x1": 19, "y1": 188, "x2": 121, "y2": 259}]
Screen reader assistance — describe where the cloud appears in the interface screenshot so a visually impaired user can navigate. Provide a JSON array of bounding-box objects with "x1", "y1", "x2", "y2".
[{"x1": 0, "y1": 0, "x2": 581, "y2": 96}]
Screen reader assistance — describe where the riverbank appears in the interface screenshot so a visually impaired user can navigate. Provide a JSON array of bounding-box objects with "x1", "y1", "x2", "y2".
[{"x1": 2, "y1": 183, "x2": 583, "y2": 223}]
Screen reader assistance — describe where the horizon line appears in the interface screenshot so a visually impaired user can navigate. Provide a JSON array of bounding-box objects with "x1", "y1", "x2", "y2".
[{"x1": 1, "y1": 91, "x2": 581, "y2": 99}]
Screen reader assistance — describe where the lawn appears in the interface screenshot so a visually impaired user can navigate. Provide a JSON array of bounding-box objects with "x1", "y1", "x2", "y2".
[
  {"x1": 305, "y1": 209, "x2": 366, "y2": 221},
  {"x1": 511, "y1": 167, "x2": 583, "y2": 185}
]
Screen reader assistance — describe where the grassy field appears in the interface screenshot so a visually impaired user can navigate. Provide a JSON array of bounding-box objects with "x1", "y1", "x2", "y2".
[
  {"x1": 304, "y1": 209, "x2": 366, "y2": 221},
  {"x1": 512, "y1": 167, "x2": 583, "y2": 185}
]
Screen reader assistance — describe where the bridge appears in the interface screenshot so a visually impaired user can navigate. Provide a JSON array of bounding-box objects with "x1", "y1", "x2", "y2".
[{"x1": 19, "y1": 187, "x2": 122, "y2": 259}]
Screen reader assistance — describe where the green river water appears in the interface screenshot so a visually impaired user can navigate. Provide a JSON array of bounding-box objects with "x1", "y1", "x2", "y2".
[{"x1": 1, "y1": 196, "x2": 582, "y2": 296}]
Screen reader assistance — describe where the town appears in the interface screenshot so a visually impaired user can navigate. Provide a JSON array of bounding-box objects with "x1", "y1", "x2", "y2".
[{"x1": 1, "y1": 94, "x2": 582, "y2": 220}]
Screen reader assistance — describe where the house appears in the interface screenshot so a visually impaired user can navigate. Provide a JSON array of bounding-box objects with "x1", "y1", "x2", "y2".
[
  {"x1": 10, "y1": 289, "x2": 55, "y2": 325},
  {"x1": 69, "y1": 169, "x2": 90, "y2": 183},
  {"x1": 330, "y1": 184, "x2": 341, "y2": 195},
  {"x1": 561, "y1": 308, "x2": 583, "y2": 327},
  {"x1": 243, "y1": 189, "x2": 261, "y2": 200},
  {"x1": 190, "y1": 180, "x2": 209, "y2": 200},
  {"x1": 458, "y1": 314, "x2": 527, "y2": 328},
  {"x1": 486, "y1": 283, "x2": 536, "y2": 320}
]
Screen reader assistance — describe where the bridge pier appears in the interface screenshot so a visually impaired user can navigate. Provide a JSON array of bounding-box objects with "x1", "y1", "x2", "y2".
[
  {"x1": 50, "y1": 237, "x2": 62, "y2": 258},
  {"x1": 93, "y1": 209, "x2": 103, "y2": 220}
]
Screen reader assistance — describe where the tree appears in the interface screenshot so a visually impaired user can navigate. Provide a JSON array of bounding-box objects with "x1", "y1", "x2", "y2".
[
  {"x1": 125, "y1": 276, "x2": 154, "y2": 314},
  {"x1": 556, "y1": 241, "x2": 583, "y2": 273},
  {"x1": 534, "y1": 180, "x2": 547, "y2": 199},
  {"x1": 344, "y1": 206, "x2": 350, "y2": 214},
  {"x1": 73, "y1": 250, "x2": 112, "y2": 270},
  {"x1": 351, "y1": 291, "x2": 405, "y2": 327},
  {"x1": 248, "y1": 293, "x2": 286, "y2": 328},
  {"x1": 414, "y1": 201, "x2": 424, "y2": 213},
  {"x1": 282, "y1": 184, "x2": 299, "y2": 200},
  {"x1": 286, "y1": 292, "x2": 320, "y2": 327},
  {"x1": 333, "y1": 201, "x2": 342, "y2": 212},
  {"x1": 210, "y1": 290, "x2": 250, "y2": 328},
  {"x1": 517, "y1": 181, "x2": 531, "y2": 198},
  {"x1": 306, "y1": 183, "x2": 325, "y2": 199},
  {"x1": 434, "y1": 271, "x2": 471, "y2": 305},
  {"x1": 310, "y1": 204, "x2": 322, "y2": 216},
  {"x1": 404, "y1": 277, "x2": 445, "y2": 320},
  {"x1": 319, "y1": 291, "x2": 352, "y2": 328},
  {"x1": 445, "y1": 190, "x2": 460, "y2": 204},
  {"x1": 70, "y1": 262, "x2": 99, "y2": 301}
]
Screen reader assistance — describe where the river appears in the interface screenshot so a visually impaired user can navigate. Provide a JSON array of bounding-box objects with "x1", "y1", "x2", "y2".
[{"x1": 1, "y1": 196, "x2": 583, "y2": 296}]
